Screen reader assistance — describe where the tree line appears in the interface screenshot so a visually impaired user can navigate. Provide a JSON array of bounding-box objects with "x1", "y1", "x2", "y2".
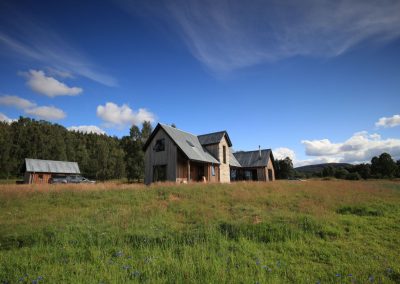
[
  {"x1": 274, "y1": 153, "x2": 400, "y2": 180},
  {"x1": 0, "y1": 117, "x2": 152, "y2": 181}
]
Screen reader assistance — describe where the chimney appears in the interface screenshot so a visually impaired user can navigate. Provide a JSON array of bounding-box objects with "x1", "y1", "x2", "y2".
[{"x1": 259, "y1": 145, "x2": 261, "y2": 159}]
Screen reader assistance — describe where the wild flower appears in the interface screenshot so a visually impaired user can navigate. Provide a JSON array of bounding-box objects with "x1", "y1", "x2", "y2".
[
  {"x1": 262, "y1": 265, "x2": 272, "y2": 272},
  {"x1": 113, "y1": 251, "x2": 123, "y2": 257},
  {"x1": 131, "y1": 271, "x2": 141, "y2": 278},
  {"x1": 122, "y1": 265, "x2": 131, "y2": 270},
  {"x1": 335, "y1": 273, "x2": 341, "y2": 277},
  {"x1": 368, "y1": 275, "x2": 374, "y2": 283}
]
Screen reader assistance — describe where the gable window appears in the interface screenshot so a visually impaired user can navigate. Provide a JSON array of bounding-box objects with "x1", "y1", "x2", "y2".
[
  {"x1": 223, "y1": 145, "x2": 226, "y2": 164},
  {"x1": 153, "y1": 138, "x2": 165, "y2": 152}
]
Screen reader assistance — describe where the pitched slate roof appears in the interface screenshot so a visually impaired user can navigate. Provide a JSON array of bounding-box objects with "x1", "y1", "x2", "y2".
[
  {"x1": 229, "y1": 148, "x2": 242, "y2": 167},
  {"x1": 233, "y1": 149, "x2": 273, "y2": 168},
  {"x1": 144, "y1": 124, "x2": 219, "y2": 164},
  {"x1": 198, "y1": 131, "x2": 232, "y2": 147},
  {"x1": 25, "y1": 158, "x2": 80, "y2": 174}
]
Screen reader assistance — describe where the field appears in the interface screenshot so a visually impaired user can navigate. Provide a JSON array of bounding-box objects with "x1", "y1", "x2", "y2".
[{"x1": 1, "y1": 180, "x2": 400, "y2": 283}]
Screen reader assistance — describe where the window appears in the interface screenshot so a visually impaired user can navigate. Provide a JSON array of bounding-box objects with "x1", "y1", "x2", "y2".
[
  {"x1": 38, "y1": 174, "x2": 43, "y2": 182},
  {"x1": 223, "y1": 145, "x2": 226, "y2": 164},
  {"x1": 211, "y1": 165, "x2": 215, "y2": 176},
  {"x1": 153, "y1": 165, "x2": 167, "y2": 182},
  {"x1": 186, "y1": 140, "x2": 195, "y2": 147},
  {"x1": 153, "y1": 138, "x2": 165, "y2": 152}
]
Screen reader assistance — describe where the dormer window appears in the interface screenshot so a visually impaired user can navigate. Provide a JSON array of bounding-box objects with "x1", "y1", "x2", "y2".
[
  {"x1": 153, "y1": 138, "x2": 165, "y2": 152},
  {"x1": 186, "y1": 140, "x2": 195, "y2": 147}
]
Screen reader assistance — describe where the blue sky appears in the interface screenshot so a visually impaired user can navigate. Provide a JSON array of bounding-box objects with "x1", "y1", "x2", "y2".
[{"x1": 1, "y1": 0, "x2": 399, "y2": 166}]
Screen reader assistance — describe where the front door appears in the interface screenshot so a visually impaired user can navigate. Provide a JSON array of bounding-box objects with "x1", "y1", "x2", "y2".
[
  {"x1": 153, "y1": 165, "x2": 167, "y2": 182},
  {"x1": 268, "y1": 169, "x2": 273, "y2": 181}
]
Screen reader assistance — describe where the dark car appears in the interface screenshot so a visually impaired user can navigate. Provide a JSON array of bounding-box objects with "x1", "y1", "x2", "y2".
[
  {"x1": 49, "y1": 175, "x2": 68, "y2": 184},
  {"x1": 66, "y1": 175, "x2": 83, "y2": 183}
]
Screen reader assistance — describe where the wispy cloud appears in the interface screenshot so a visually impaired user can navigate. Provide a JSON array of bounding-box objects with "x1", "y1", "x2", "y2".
[
  {"x1": 96, "y1": 102, "x2": 155, "y2": 128},
  {"x1": 124, "y1": 0, "x2": 400, "y2": 73},
  {"x1": 0, "y1": 94, "x2": 66, "y2": 121},
  {"x1": 0, "y1": 4, "x2": 117, "y2": 86},
  {"x1": 20, "y1": 69, "x2": 83, "y2": 97}
]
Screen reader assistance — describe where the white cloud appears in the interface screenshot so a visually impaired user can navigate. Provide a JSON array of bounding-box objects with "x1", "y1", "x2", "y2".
[
  {"x1": 67, "y1": 125, "x2": 106, "y2": 135},
  {"x1": 0, "y1": 94, "x2": 66, "y2": 121},
  {"x1": 375, "y1": 114, "x2": 400, "y2": 128},
  {"x1": 294, "y1": 157, "x2": 341, "y2": 168},
  {"x1": 0, "y1": 112, "x2": 16, "y2": 123},
  {"x1": 96, "y1": 102, "x2": 155, "y2": 128},
  {"x1": 299, "y1": 131, "x2": 400, "y2": 166},
  {"x1": 0, "y1": 8, "x2": 117, "y2": 86},
  {"x1": 22, "y1": 70, "x2": 82, "y2": 97},
  {"x1": 25, "y1": 106, "x2": 66, "y2": 120},
  {"x1": 273, "y1": 147, "x2": 296, "y2": 161},
  {"x1": 127, "y1": 0, "x2": 400, "y2": 73},
  {"x1": 0, "y1": 95, "x2": 36, "y2": 109},
  {"x1": 301, "y1": 139, "x2": 341, "y2": 156}
]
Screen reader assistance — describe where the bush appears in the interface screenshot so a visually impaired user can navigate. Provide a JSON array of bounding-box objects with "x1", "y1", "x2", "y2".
[
  {"x1": 334, "y1": 167, "x2": 349, "y2": 179},
  {"x1": 345, "y1": 172, "x2": 361, "y2": 180},
  {"x1": 336, "y1": 205, "x2": 383, "y2": 216}
]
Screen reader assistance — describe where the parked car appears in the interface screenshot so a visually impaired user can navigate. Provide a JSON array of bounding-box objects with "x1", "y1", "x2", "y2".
[
  {"x1": 49, "y1": 175, "x2": 95, "y2": 184},
  {"x1": 49, "y1": 175, "x2": 68, "y2": 184},
  {"x1": 66, "y1": 175, "x2": 95, "y2": 184}
]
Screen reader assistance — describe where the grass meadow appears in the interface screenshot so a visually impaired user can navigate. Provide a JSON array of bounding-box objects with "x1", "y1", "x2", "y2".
[{"x1": 0, "y1": 180, "x2": 399, "y2": 283}]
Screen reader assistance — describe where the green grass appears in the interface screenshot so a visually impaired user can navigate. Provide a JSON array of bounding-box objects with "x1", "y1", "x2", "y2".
[{"x1": 1, "y1": 180, "x2": 400, "y2": 283}]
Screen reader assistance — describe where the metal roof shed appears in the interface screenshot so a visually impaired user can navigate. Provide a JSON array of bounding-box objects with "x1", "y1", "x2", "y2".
[{"x1": 24, "y1": 158, "x2": 80, "y2": 184}]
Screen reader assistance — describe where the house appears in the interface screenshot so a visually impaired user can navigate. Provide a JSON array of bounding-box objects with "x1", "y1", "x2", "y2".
[
  {"x1": 230, "y1": 148, "x2": 275, "y2": 181},
  {"x1": 143, "y1": 123, "x2": 275, "y2": 184},
  {"x1": 24, "y1": 158, "x2": 80, "y2": 184}
]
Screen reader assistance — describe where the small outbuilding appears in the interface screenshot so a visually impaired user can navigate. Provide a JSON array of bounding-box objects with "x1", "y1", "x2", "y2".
[{"x1": 24, "y1": 158, "x2": 80, "y2": 184}]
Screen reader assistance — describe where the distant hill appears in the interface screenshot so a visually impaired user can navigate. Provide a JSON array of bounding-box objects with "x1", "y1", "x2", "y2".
[{"x1": 295, "y1": 163, "x2": 351, "y2": 174}]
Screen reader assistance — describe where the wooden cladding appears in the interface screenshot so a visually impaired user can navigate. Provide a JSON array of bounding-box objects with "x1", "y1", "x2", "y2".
[{"x1": 25, "y1": 173, "x2": 52, "y2": 184}]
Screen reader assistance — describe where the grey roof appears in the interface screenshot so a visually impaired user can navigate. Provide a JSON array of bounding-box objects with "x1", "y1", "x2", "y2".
[
  {"x1": 233, "y1": 149, "x2": 273, "y2": 168},
  {"x1": 25, "y1": 158, "x2": 80, "y2": 174},
  {"x1": 159, "y1": 124, "x2": 220, "y2": 164},
  {"x1": 229, "y1": 148, "x2": 242, "y2": 167},
  {"x1": 198, "y1": 131, "x2": 232, "y2": 147}
]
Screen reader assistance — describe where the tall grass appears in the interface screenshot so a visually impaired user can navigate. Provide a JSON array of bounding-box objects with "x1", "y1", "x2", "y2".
[{"x1": 1, "y1": 180, "x2": 399, "y2": 283}]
